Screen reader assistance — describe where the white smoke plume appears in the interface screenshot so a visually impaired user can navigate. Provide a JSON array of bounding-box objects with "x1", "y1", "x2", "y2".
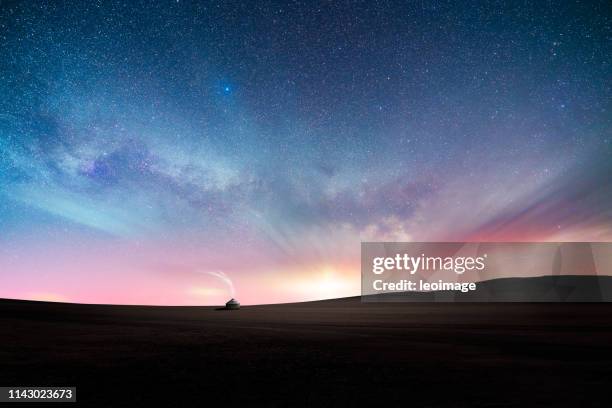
[{"x1": 200, "y1": 270, "x2": 235, "y2": 298}]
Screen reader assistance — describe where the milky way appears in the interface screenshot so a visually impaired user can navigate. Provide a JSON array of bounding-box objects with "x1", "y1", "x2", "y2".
[{"x1": 0, "y1": 1, "x2": 610, "y2": 304}]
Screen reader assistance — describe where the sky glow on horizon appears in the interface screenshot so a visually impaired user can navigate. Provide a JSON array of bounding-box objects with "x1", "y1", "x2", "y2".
[{"x1": 0, "y1": 1, "x2": 610, "y2": 305}]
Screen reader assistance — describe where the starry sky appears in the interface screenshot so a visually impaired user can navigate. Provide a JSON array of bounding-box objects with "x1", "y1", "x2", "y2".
[{"x1": 0, "y1": 0, "x2": 610, "y2": 305}]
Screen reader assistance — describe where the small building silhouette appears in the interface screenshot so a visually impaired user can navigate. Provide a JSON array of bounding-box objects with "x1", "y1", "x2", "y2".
[{"x1": 225, "y1": 298, "x2": 240, "y2": 310}]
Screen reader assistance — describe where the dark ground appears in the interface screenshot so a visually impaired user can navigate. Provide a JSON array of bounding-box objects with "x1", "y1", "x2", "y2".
[{"x1": 1, "y1": 297, "x2": 612, "y2": 407}]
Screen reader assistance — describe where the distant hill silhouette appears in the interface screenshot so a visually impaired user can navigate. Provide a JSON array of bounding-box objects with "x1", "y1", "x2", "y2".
[{"x1": 2, "y1": 275, "x2": 612, "y2": 309}]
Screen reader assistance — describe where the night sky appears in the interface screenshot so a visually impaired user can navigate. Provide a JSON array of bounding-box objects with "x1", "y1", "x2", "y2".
[{"x1": 1, "y1": 1, "x2": 610, "y2": 305}]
